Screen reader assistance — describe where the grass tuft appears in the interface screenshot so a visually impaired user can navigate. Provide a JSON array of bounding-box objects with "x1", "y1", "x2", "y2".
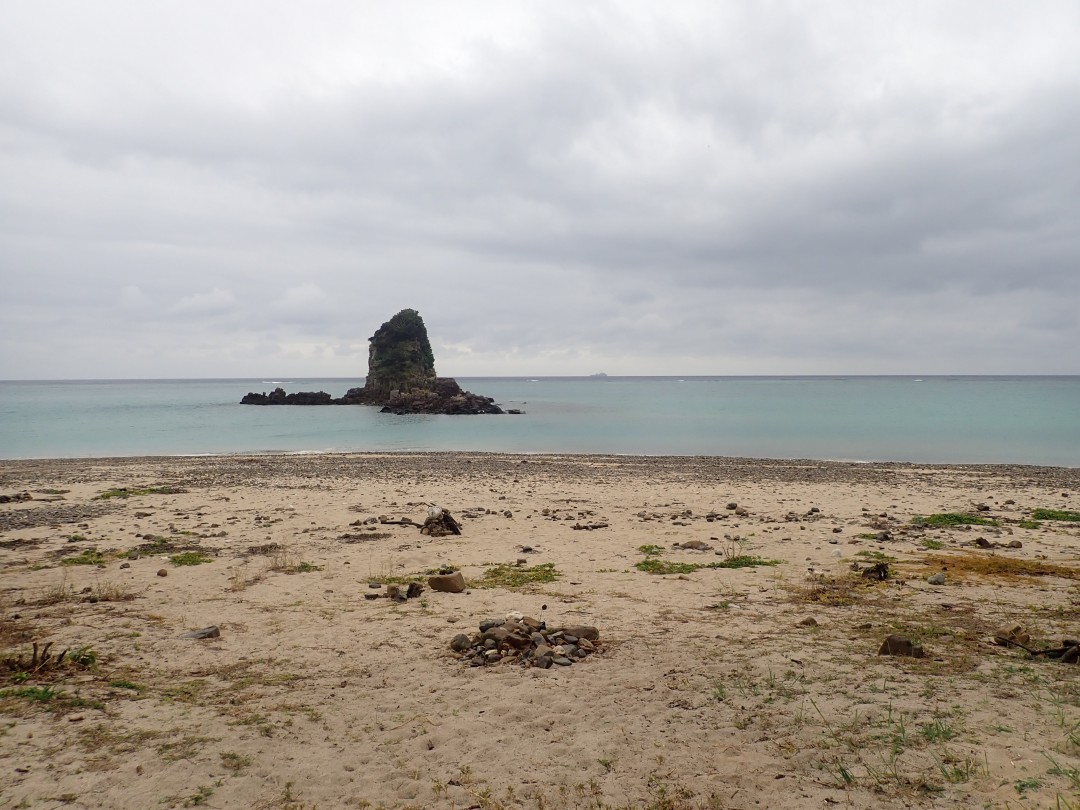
[
  {"x1": 912, "y1": 513, "x2": 998, "y2": 527},
  {"x1": 474, "y1": 562, "x2": 560, "y2": 589},
  {"x1": 170, "y1": 551, "x2": 213, "y2": 566},
  {"x1": 1032, "y1": 509, "x2": 1080, "y2": 522}
]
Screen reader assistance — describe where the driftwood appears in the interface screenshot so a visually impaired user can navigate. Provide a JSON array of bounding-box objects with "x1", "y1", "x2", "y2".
[
  {"x1": 421, "y1": 506, "x2": 461, "y2": 537},
  {"x1": 2, "y1": 641, "x2": 69, "y2": 673},
  {"x1": 998, "y1": 637, "x2": 1080, "y2": 664}
]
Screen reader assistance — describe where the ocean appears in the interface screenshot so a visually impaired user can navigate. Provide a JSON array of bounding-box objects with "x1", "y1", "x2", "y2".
[{"x1": 0, "y1": 377, "x2": 1077, "y2": 466}]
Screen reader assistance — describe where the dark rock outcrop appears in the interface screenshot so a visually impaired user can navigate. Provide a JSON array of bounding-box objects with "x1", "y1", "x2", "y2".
[
  {"x1": 240, "y1": 388, "x2": 333, "y2": 405},
  {"x1": 240, "y1": 308, "x2": 505, "y2": 415}
]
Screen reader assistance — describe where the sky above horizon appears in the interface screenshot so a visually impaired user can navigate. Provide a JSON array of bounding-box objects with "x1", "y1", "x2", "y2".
[{"x1": 2, "y1": 1, "x2": 1078, "y2": 379}]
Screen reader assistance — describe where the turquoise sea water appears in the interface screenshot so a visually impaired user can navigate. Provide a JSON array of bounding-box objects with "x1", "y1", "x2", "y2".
[{"x1": 0, "y1": 377, "x2": 1077, "y2": 465}]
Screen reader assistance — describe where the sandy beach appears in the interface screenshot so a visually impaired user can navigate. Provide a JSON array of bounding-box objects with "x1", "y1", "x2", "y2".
[{"x1": 1, "y1": 452, "x2": 1079, "y2": 809}]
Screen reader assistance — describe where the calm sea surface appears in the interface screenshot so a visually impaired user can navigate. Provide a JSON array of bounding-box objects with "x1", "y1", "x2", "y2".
[{"x1": 0, "y1": 377, "x2": 1077, "y2": 466}]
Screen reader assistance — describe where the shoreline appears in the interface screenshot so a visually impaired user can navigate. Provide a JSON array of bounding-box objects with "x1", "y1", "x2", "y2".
[
  {"x1": 2, "y1": 450, "x2": 1079, "y2": 808},
  {"x1": 3, "y1": 450, "x2": 1080, "y2": 489}
]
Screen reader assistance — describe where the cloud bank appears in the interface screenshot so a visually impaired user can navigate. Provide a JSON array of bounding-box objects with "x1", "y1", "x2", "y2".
[{"x1": 2, "y1": 1, "x2": 1078, "y2": 378}]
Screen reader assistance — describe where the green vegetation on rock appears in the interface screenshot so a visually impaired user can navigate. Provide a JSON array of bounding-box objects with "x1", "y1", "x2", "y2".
[{"x1": 363, "y1": 308, "x2": 437, "y2": 395}]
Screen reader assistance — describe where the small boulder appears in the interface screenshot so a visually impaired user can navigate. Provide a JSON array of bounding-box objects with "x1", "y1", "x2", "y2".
[
  {"x1": 182, "y1": 626, "x2": 220, "y2": 639},
  {"x1": 878, "y1": 635, "x2": 925, "y2": 658},
  {"x1": 927, "y1": 573, "x2": 946, "y2": 585},
  {"x1": 428, "y1": 571, "x2": 466, "y2": 593}
]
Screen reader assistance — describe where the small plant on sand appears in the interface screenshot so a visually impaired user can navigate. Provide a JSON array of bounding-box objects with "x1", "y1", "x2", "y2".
[
  {"x1": 921, "y1": 717, "x2": 957, "y2": 743},
  {"x1": 635, "y1": 546, "x2": 781, "y2": 575},
  {"x1": 268, "y1": 549, "x2": 320, "y2": 574},
  {"x1": 170, "y1": 551, "x2": 213, "y2": 566},
  {"x1": 220, "y1": 751, "x2": 253, "y2": 773},
  {"x1": 638, "y1": 544, "x2": 665, "y2": 556},
  {"x1": 1032, "y1": 509, "x2": 1080, "y2": 522},
  {"x1": 636, "y1": 558, "x2": 699, "y2": 575},
  {"x1": 60, "y1": 548, "x2": 110, "y2": 566},
  {"x1": 474, "y1": 562, "x2": 560, "y2": 589},
  {"x1": 88, "y1": 580, "x2": 142, "y2": 602},
  {"x1": 912, "y1": 513, "x2": 998, "y2": 527},
  {"x1": 109, "y1": 679, "x2": 143, "y2": 691},
  {"x1": 68, "y1": 646, "x2": 98, "y2": 668},
  {"x1": 922, "y1": 539, "x2": 946, "y2": 550}
]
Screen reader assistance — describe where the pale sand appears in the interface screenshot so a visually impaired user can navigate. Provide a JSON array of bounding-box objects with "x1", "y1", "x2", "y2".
[{"x1": 1, "y1": 453, "x2": 1079, "y2": 809}]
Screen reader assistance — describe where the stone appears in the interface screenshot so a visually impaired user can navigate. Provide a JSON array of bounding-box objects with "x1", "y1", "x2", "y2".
[
  {"x1": 726, "y1": 502, "x2": 738, "y2": 510},
  {"x1": 1007, "y1": 540, "x2": 1023, "y2": 549},
  {"x1": 428, "y1": 571, "x2": 466, "y2": 593},
  {"x1": 797, "y1": 617, "x2": 818, "y2": 627},
  {"x1": 156, "y1": 569, "x2": 167, "y2": 577},
  {"x1": 877, "y1": 635, "x2": 925, "y2": 658},
  {"x1": 450, "y1": 633, "x2": 472, "y2": 652},
  {"x1": 552, "y1": 656, "x2": 573, "y2": 666},
  {"x1": 482, "y1": 627, "x2": 512, "y2": 647},
  {"x1": 119, "y1": 562, "x2": 131, "y2": 569},
  {"x1": 182, "y1": 626, "x2": 221, "y2": 639},
  {"x1": 927, "y1": 573, "x2": 946, "y2": 585},
  {"x1": 406, "y1": 582, "x2": 424, "y2": 598}
]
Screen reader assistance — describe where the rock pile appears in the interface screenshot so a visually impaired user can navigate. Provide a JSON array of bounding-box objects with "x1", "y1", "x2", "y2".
[
  {"x1": 0, "y1": 492, "x2": 33, "y2": 503},
  {"x1": 450, "y1": 616, "x2": 601, "y2": 669}
]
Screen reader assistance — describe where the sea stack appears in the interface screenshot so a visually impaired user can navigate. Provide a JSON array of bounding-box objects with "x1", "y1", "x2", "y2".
[
  {"x1": 342, "y1": 309, "x2": 504, "y2": 415},
  {"x1": 241, "y1": 308, "x2": 505, "y2": 415}
]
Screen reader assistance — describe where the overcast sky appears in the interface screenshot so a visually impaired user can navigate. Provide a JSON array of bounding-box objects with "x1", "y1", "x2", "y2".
[{"x1": 1, "y1": 1, "x2": 1078, "y2": 379}]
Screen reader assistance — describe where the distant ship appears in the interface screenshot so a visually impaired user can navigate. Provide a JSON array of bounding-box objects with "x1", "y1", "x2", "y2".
[{"x1": 587, "y1": 372, "x2": 609, "y2": 379}]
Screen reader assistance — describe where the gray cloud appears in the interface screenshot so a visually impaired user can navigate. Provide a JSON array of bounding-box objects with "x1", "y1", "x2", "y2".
[{"x1": 1, "y1": 1, "x2": 1078, "y2": 378}]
